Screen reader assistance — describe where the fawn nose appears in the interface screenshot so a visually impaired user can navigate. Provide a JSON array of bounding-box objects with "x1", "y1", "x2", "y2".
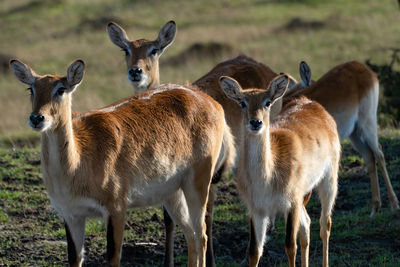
[
  {"x1": 249, "y1": 119, "x2": 263, "y2": 130},
  {"x1": 128, "y1": 67, "x2": 143, "y2": 81},
  {"x1": 29, "y1": 113, "x2": 44, "y2": 127}
]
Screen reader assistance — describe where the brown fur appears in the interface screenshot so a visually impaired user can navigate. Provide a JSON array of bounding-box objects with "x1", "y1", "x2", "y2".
[
  {"x1": 11, "y1": 59, "x2": 230, "y2": 267},
  {"x1": 284, "y1": 60, "x2": 399, "y2": 216},
  {"x1": 194, "y1": 55, "x2": 279, "y2": 138},
  {"x1": 107, "y1": 21, "x2": 177, "y2": 93},
  {"x1": 220, "y1": 75, "x2": 340, "y2": 267}
]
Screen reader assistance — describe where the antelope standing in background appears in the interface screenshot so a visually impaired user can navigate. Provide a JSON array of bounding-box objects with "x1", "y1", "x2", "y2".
[
  {"x1": 10, "y1": 59, "x2": 235, "y2": 267},
  {"x1": 108, "y1": 21, "x2": 281, "y2": 267},
  {"x1": 219, "y1": 74, "x2": 340, "y2": 267},
  {"x1": 285, "y1": 60, "x2": 399, "y2": 216},
  {"x1": 107, "y1": 20, "x2": 177, "y2": 93},
  {"x1": 107, "y1": 21, "x2": 180, "y2": 267}
]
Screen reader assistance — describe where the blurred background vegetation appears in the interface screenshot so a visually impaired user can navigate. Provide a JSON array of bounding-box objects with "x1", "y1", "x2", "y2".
[{"x1": 0, "y1": 0, "x2": 399, "y2": 137}]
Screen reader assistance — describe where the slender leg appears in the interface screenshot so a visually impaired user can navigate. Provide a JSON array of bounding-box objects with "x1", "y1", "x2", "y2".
[
  {"x1": 317, "y1": 169, "x2": 338, "y2": 267},
  {"x1": 183, "y1": 161, "x2": 217, "y2": 267},
  {"x1": 285, "y1": 205, "x2": 300, "y2": 267},
  {"x1": 163, "y1": 207, "x2": 175, "y2": 267},
  {"x1": 349, "y1": 131, "x2": 381, "y2": 216},
  {"x1": 375, "y1": 146, "x2": 399, "y2": 211},
  {"x1": 163, "y1": 190, "x2": 197, "y2": 267},
  {"x1": 206, "y1": 184, "x2": 217, "y2": 267},
  {"x1": 248, "y1": 214, "x2": 269, "y2": 267},
  {"x1": 64, "y1": 217, "x2": 86, "y2": 267},
  {"x1": 352, "y1": 111, "x2": 399, "y2": 215},
  {"x1": 298, "y1": 206, "x2": 311, "y2": 267},
  {"x1": 107, "y1": 210, "x2": 126, "y2": 267}
]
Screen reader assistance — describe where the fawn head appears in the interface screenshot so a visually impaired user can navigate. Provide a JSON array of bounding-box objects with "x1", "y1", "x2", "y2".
[
  {"x1": 10, "y1": 59, "x2": 85, "y2": 132},
  {"x1": 107, "y1": 20, "x2": 176, "y2": 92},
  {"x1": 219, "y1": 74, "x2": 289, "y2": 134}
]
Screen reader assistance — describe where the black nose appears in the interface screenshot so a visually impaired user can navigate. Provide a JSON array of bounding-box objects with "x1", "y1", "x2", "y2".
[
  {"x1": 249, "y1": 119, "x2": 263, "y2": 130},
  {"x1": 128, "y1": 67, "x2": 143, "y2": 81},
  {"x1": 30, "y1": 113, "x2": 44, "y2": 126}
]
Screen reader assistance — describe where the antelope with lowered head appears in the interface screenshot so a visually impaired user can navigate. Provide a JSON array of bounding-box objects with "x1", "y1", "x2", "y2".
[
  {"x1": 219, "y1": 74, "x2": 341, "y2": 267},
  {"x1": 10, "y1": 59, "x2": 235, "y2": 267},
  {"x1": 285, "y1": 60, "x2": 399, "y2": 216}
]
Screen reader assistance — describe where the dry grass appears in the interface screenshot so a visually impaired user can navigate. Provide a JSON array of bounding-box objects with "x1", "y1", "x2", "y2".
[{"x1": 1, "y1": 0, "x2": 400, "y2": 135}]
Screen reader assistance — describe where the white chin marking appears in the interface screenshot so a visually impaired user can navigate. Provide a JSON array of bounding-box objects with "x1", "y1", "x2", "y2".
[
  {"x1": 246, "y1": 124, "x2": 265, "y2": 135},
  {"x1": 28, "y1": 121, "x2": 51, "y2": 132},
  {"x1": 127, "y1": 74, "x2": 149, "y2": 93}
]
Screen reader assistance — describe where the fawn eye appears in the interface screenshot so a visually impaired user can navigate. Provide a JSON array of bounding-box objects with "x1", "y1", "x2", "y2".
[
  {"x1": 56, "y1": 87, "x2": 66, "y2": 96},
  {"x1": 239, "y1": 100, "x2": 247, "y2": 109},
  {"x1": 122, "y1": 48, "x2": 129, "y2": 57},
  {"x1": 150, "y1": 48, "x2": 159, "y2": 56},
  {"x1": 264, "y1": 99, "x2": 272, "y2": 107}
]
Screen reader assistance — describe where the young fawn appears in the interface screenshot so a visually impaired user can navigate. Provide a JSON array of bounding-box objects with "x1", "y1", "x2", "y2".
[
  {"x1": 219, "y1": 74, "x2": 341, "y2": 267},
  {"x1": 285, "y1": 61, "x2": 399, "y2": 216},
  {"x1": 10, "y1": 59, "x2": 234, "y2": 267}
]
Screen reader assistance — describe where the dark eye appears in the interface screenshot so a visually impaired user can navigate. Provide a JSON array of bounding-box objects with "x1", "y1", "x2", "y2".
[
  {"x1": 122, "y1": 48, "x2": 129, "y2": 57},
  {"x1": 264, "y1": 99, "x2": 272, "y2": 107},
  {"x1": 57, "y1": 87, "x2": 66, "y2": 96},
  {"x1": 240, "y1": 101, "x2": 247, "y2": 109},
  {"x1": 150, "y1": 48, "x2": 158, "y2": 55}
]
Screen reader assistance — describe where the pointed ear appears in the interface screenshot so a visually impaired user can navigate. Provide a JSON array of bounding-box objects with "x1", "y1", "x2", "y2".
[
  {"x1": 299, "y1": 61, "x2": 312, "y2": 88},
  {"x1": 9, "y1": 59, "x2": 38, "y2": 85},
  {"x1": 66, "y1": 60, "x2": 85, "y2": 91},
  {"x1": 107, "y1": 22, "x2": 130, "y2": 51},
  {"x1": 156, "y1": 20, "x2": 177, "y2": 52},
  {"x1": 268, "y1": 74, "x2": 289, "y2": 103},
  {"x1": 219, "y1": 76, "x2": 244, "y2": 104}
]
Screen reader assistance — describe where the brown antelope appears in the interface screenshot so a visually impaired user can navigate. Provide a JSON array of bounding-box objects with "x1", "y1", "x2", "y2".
[
  {"x1": 107, "y1": 20, "x2": 180, "y2": 266},
  {"x1": 285, "y1": 60, "x2": 399, "y2": 217},
  {"x1": 219, "y1": 74, "x2": 341, "y2": 267},
  {"x1": 107, "y1": 20, "x2": 176, "y2": 93},
  {"x1": 107, "y1": 20, "x2": 282, "y2": 267},
  {"x1": 10, "y1": 59, "x2": 235, "y2": 267}
]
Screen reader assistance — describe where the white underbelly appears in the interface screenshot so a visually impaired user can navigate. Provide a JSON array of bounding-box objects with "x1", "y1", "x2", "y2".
[
  {"x1": 50, "y1": 196, "x2": 108, "y2": 221},
  {"x1": 127, "y1": 168, "x2": 191, "y2": 207}
]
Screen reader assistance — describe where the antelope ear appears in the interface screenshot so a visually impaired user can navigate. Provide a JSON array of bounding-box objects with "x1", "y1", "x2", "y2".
[
  {"x1": 285, "y1": 73, "x2": 298, "y2": 89},
  {"x1": 107, "y1": 22, "x2": 130, "y2": 51},
  {"x1": 268, "y1": 74, "x2": 289, "y2": 103},
  {"x1": 219, "y1": 76, "x2": 245, "y2": 104},
  {"x1": 10, "y1": 59, "x2": 38, "y2": 85},
  {"x1": 156, "y1": 20, "x2": 177, "y2": 52},
  {"x1": 66, "y1": 60, "x2": 85, "y2": 91},
  {"x1": 299, "y1": 61, "x2": 312, "y2": 88}
]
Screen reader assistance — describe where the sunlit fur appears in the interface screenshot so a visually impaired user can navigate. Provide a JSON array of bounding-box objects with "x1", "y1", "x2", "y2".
[
  {"x1": 284, "y1": 60, "x2": 399, "y2": 216},
  {"x1": 10, "y1": 59, "x2": 234, "y2": 267},
  {"x1": 220, "y1": 75, "x2": 340, "y2": 267},
  {"x1": 107, "y1": 21, "x2": 177, "y2": 93}
]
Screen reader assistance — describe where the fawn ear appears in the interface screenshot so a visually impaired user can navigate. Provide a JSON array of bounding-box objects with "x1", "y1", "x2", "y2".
[
  {"x1": 268, "y1": 74, "x2": 289, "y2": 103},
  {"x1": 219, "y1": 76, "x2": 245, "y2": 104},
  {"x1": 299, "y1": 61, "x2": 312, "y2": 88},
  {"x1": 156, "y1": 20, "x2": 177, "y2": 53},
  {"x1": 10, "y1": 59, "x2": 38, "y2": 85},
  {"x1": 107, "y1": 22, "x2": 130, "y2": 52},
  {"x1": 66, "y1": 60, "x2": 85, "y2": 91}
]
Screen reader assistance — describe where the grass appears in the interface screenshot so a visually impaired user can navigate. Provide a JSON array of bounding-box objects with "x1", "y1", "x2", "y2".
[
  {"x1": 0, "y1": 130, "x2": 399, "y2": 266},
  {"x1": 1, "y1": 0, "x2": 400, "y2": 265},
  {"x1": 1, "y1": 0, "x2": 400, "y2": 134}
]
